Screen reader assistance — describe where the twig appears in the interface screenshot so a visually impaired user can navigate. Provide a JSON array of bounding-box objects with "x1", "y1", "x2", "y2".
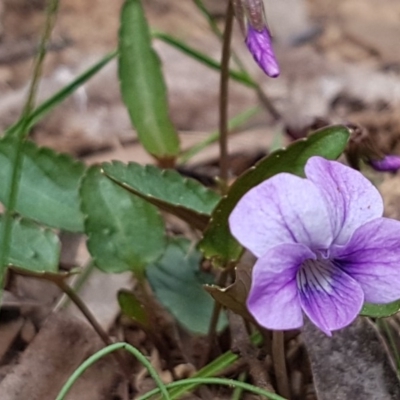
[
  {"x1": 272, "y1": 331, "x2": 291, "y2": 399},
  {"x1": 230, "y1": 312, "x2": 275, "y2": 393},
  {"x1": 218, "y1": 0, "x2": 235, "y2": 189},
  {"x1": 56, "y1": 279, "x2": 132, "y2": 381}
]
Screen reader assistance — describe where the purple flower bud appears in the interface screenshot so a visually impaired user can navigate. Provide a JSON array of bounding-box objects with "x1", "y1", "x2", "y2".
[
  {"x1": 245, "y1": 24, "x2": 280, "y2": 78},
  {"x1": 369, "y1": 155, "x2": 400, "y2": 172}
]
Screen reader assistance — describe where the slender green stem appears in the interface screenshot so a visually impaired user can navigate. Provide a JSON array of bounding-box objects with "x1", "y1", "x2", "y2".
[
  {"x1": 160, "y1": 332, "x2": 262, "y2": 399},
  {"x1": 55, "y1": 343, "x2": 170, "y2": 400},
  {"x1": 218, "y1": 1, "x2": 235, "y2": 189},
  {"x1": 0, "y1": 0, "x2": 60, "y2": 296},
  {"x1": 152, "y1": 32, "x2": 254, "y2": 88},
  {"x1": 231, "y1": 372, "x2": 247, "y2": 400},
  {"x1": 178, "y1": 106, "x2": 260, "y2": 164},
  {"x1": 272, "y1": 331, "x2": 291, "y2": 399},
  {"x1": 138, "y1": 377, "x2": 287, "y2": 400},
  {"x1": 5, "y1": 50, "x2": 117, "y2": 138}
]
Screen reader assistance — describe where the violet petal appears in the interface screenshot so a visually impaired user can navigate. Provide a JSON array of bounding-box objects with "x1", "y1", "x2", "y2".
[
  {"x1": 332, "y1": 217, "x2": 400, "y2": 304},
  {"x1": 298, "y1": 262, "x2": 364, "y2": 336},
  {"x1": 369, "y1": 155, "x2": 400, "y2": 172},
  {"x1": 229, "y1": 172, "x2": 333, "y2": 258},
  {"x1": 247, "y1": 243, "x2": 311, "y2": 330},
  {"x1": 305, "y1": 156, "x2": 383, "y2": 246},
  {"x1": 245, "y1": 25, "x2": 280, "y2": 78}
]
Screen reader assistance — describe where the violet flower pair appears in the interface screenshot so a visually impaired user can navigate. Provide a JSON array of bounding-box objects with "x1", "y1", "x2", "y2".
[{"x1": 229, "y1": 156, "x2": 400, "y2": 335}]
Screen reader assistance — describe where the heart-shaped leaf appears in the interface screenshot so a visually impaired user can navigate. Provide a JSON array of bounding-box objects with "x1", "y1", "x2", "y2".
[
  {"x1": 119, "y1": 0, "x2": 180, "y2": 161},
  {"x1": 80, "y1": 166, "x2": 166, "y2": 274},
  {"x1": 0, "y1": 137, "x2": 85, "y2": 232},
  {"x1": 199, "y1": 125, "x2": 351, "y2": 265},
  {"x1": 147, "y1": 237, "x2": 228, "y2": 335},
  {"x1": 103, "y1": 161, "x2": 220, "y2": 230}
]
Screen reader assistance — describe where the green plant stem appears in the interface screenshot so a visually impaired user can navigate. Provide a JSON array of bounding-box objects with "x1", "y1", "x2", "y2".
[
  {"x1": 272, "y1": 331, "x2": 291, "y2": 399},
  {"x1": 55, "y1": 342, "x2": 170, "y2": 400},
  {"x1": 231, "y1": 372, "x2": 247, "y2": 400},
  {"x1": 138, "y1": 377, "x2": 287, "y2": 400},
  {"x1": 55, "y1": 279, "x2": 132, "y2": 381},
  {"x1": 150, "y1": 332, "x2": 262, "y2": 399},
  {"x1": 218, "y1": 1, "x2": 235, "y2": 190},
  {"x1": 152, "y1": 32, "x2": 254, "y2": 88},
  {"x1": 0, "y1": 0, "x2": 60, "y2": 296},
  {"x1": 178, "y1": 106, "x2": 260, "y2": 164}
]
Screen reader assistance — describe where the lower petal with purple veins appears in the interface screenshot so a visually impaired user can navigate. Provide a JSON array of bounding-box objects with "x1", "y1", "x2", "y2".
[
  {"x1": 247, "y1": 243, "x2": 314, "y2": 330},
  {"x1": 332, "y1": 217, "x2": 400, "y2": 304},
  {"x1": 298, "y1": 258, "x2": 364, "y2": 336}
]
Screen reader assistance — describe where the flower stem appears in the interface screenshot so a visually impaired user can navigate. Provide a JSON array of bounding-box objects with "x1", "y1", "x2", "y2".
[
  {"x1": 218, "y1": 0, "x2": 235, "y2": 191},
  {"x1": 193, "y1": 0, "x2": 281, "y2": 120},
  {"x1": 272, "y1": 331, "x2": 291, "y2": 399},
  {"x1": 55, "y1": 279, "x2": 132, "y2": 381}
]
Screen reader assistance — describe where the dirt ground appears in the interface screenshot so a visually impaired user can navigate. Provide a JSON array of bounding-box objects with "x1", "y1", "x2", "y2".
[{"x1": 1, "y1": 0, "x2": 400, "y2": 399}]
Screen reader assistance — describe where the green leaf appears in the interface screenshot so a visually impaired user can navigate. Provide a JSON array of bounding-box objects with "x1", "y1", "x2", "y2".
[
  {"x1": 3, "y1": 216, "x2": 60, "y2": 273},
  {"x1": 5, "y1": 51, "x2": 117, "y2": 138},
  {"x1": 80, "y1": 166, "x2": 166, "y2": 274},
  {"x1": 146, "y1": 237, "x2": 228, "y2": 334},
  {"x1": 360, "y1": 301, "x2": 400, "y2": 318},
  {"x1": 199, "y1": 125, "x2": 351, "y2": 265},
  {"x1": 119, "y1": 0, "x2": 180, "y2": 160},
  {"x1": 102, "y1": 161, "x2": 220, "y2": 230},
  {"x1": 118, "y1": 289, "x2": 150, "y2": 328},
  {"x1": 0, "y1": 137, "x2": 85, "y2": 232}
]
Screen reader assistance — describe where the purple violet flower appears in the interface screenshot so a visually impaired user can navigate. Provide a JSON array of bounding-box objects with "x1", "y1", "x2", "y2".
[
  {"x1": 369, "y1": 155, "x2": 400, "y2": 173},
  {"x1": 229, "y1": 156, "x2": 400, "y2": 335},
  {"x1": 246, "y1": 24, "x2": 280, "y2": 78}
]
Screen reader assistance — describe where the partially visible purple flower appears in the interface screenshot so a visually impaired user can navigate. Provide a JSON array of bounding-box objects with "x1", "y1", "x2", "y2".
[
  {"x1": 369, "y1": 155, "x2": 400, "y2": 173},
  {"x1": 246, "y1": 25, "x2": 280, "y2": 78},
  {"x1": 229, "y1": 156, "x2": 400, "y2": 335},
  {"x1": 233, "y1": 0, "x2": 280, "y2": 78}
]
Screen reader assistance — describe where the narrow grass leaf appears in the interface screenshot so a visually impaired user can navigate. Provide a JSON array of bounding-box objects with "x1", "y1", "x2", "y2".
[
  {"x1": 153, "y1": 31, "x2": 255, "y2": 88},
  {"x1": 5, "y1": 51, "x2": 117, "y2": 138}
]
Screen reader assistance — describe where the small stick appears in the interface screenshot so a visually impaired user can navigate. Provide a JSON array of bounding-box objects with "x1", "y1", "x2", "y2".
[
  {"x1": 218, "y1": 0, "x2": 235, "y2": 190},
  {"x1": 272, "y1": 330, "x2": 291, "y2": 399}
]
